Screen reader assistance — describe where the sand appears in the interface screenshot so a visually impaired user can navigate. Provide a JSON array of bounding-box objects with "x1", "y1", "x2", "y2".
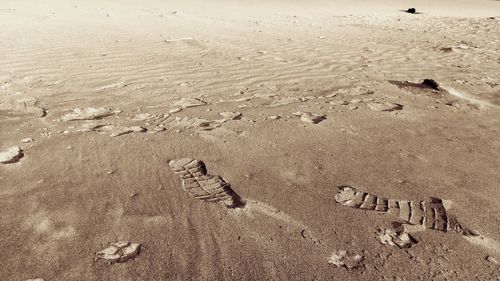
[{"x1": 1, "y1": 0, "x2": 500, "y2": 280}]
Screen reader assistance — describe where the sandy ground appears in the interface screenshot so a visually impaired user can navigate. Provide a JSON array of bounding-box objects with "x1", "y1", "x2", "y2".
[{"x1": 1, "y1": 0, "x2": 500, "y2": 280}]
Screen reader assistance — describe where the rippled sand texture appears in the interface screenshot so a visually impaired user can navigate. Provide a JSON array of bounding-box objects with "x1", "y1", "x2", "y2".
[{"x1": 1, "y1": 0, "x2": 500, "y2": 280}]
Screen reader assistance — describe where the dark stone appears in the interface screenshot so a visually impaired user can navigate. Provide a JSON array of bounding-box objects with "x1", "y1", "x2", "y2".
[
  {"x1": 422, "y1": 79, "x2": 440, "y2": 90},
  {"x1": 406, "y1": 8, "x2": 416, "y2": 14}
]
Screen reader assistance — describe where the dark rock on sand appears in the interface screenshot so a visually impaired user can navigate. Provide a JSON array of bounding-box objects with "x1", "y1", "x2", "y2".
[{"x1": 422, "y1": 79, "x2": 440, "y2": 90}]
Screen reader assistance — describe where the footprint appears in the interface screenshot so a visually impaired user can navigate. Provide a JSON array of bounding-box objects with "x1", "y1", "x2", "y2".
[
  {"x1": 0, "y1": 146, "x2": 24, "y2": 164},
  {"x1": 169, "y1": 158, "x2": 244, "y2": 208},
  {"x1": 165, "y1": 116, "x2": 220, "y2": 131},
  {"x1": 366, "y1": 102, "x2": 404, "y2": 112},
  {"x1": 294, "y1": 112, "x2": 327, "y2": 124},
  {"x1": 92, "y1": 124, "x2": 146, "y2": 137},
  {"x1": 389, "y1": 79, "x2": 496, "y2": 110},
  {"x1": 169, "y1": 158, "x2": 320, "y2": 243},
  {"x1": 334, "y1": 185, "x2": 475, "y2": 235},
  {"x1": 327, "y1": 250, "x2": 364, "y2": 270},
  {"x1": 389, "y1": 79, "x2": 442, "y2": 92},
  {"x1": 61, "y1": 107, "x2": 116, "y2": 121},
  {"x1": 3, "y1": 96, "x2": 47, "y2": 117},
  {"x1": 96, "y1": 241, "x2": 141, "y2": 263},
  {"x1": 376, "y1": 228, "x2": 416, "y2": 248},
  {"x1": 334, "y1": 185, "x2": 500, "y2": 256},
  {"x1": 173, "y1": 97, "x2": 207, "y2": 109}
]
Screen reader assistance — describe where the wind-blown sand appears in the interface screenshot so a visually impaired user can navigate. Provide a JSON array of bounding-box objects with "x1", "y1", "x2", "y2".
[{"x1": 1, "y1": 0, "x2": 500, "y2": 280}]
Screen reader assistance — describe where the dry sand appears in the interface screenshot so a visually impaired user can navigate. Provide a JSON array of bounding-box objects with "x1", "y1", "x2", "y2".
[{"x1": 1, "y1": 0, "x2": 500, "y2": 280}]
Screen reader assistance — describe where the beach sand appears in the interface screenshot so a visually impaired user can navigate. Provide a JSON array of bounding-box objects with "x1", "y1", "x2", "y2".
[{"x1": 1, "y1": 0, "x2": 500, "y2": 280}]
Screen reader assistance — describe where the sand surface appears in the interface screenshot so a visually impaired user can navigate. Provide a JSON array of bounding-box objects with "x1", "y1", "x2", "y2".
[{"x1": 1, "y1": 0, "x2": 500, "y2": 280}]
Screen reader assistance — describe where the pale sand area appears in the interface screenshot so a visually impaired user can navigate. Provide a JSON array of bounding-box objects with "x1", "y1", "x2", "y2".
[{"x1": 1, "y1": 0, "x2": 500, "y2": 280}]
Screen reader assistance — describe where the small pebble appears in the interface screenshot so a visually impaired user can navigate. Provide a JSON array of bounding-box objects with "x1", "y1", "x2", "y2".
[
  {"x1": 298, "y1": 112, "x2": 326, "y2": 124},
  {"x1": 486, "y1": 256, "x2": 498, "y2": 264},
  {"x1": 96, "y1": 241, "x2": 141, "y2": 263},
  {"x1": 219, "y1": 112, "x2": 242, "y2": 120}
]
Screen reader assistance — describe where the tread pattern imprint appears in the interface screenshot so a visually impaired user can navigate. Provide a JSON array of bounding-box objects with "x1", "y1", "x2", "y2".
[
  {"x1": 335, "y1": 186, "x2": 475, "y2": 236},
  {"x1": 169, "y1": 158, "x2": 244, "y2": 208}
]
